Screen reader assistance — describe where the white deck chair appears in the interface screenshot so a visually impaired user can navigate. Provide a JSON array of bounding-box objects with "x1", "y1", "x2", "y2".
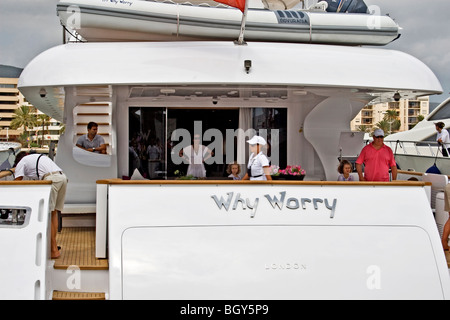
[
  {"x1": 422, "y1": 173, "x2": 448, "y2": 237},
  {"x1": 422, "y1": 173, "x2": 448, "y2": 210}
]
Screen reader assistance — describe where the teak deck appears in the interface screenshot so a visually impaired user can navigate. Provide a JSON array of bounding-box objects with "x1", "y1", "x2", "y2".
[
  {"x1": 53, "y1": 227, "x2": 108, "y2": 300},
  {"x1": 52, "y1": 291, "x2": 105, "y2": 300},
  {"x1": 54, "y1": 227, "x2": 108, "y2": 270}
]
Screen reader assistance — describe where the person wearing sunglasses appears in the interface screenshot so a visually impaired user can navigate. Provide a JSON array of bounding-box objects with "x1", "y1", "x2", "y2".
[{"x1": 355, "y1": 128, "x2": 397, "y2": 182}]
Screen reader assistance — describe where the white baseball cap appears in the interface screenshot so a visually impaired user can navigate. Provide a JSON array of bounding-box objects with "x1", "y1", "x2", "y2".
[
  {"x1": 247, "y1": 135, "x2": 267, "y2": 146},
  {"x1": 373, "y1": 128, "x2": 385, "y2": 137}
]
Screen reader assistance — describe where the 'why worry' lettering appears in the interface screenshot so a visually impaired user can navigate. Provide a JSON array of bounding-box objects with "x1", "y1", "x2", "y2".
[{"x1": 211, "y1": 191, "x2": 337, "y2": 218}]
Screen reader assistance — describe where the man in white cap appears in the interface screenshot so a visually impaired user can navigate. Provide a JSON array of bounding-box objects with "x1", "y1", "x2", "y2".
[
  {"x1": 242, "y1": 135, "x2": 272, "y2": 181},
  {"x1": 355, "y1": 128, "x2": 397, "y2": 181}
]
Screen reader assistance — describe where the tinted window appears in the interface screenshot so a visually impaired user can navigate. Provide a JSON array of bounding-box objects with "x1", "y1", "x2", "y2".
[{"x1": 428, "y1": 100, "x2": 450, "y2": 121}]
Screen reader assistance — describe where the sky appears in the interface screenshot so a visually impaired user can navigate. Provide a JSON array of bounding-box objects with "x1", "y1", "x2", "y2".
[{"x1": 0, "y1": 0, "x2": 449, "y2": 104}]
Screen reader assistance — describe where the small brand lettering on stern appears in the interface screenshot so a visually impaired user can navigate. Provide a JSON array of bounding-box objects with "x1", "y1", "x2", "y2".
[{"x1": 264, "y1": 263, "x2": 307, "y2": 271}]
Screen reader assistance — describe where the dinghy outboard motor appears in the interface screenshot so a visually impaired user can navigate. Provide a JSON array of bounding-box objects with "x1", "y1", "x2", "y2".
[{"x1": 323, "y1": 0, "x2": 368, "y2": 13}]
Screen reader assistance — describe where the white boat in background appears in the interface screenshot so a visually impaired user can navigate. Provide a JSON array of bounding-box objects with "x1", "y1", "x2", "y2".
[
  {"x1": 57, "y1": 0, "x2": 400, "y2": 45},
  {"x1": 1, "y1": 0, "x2": 449, "y2": 300},
  {"x1": 385, "y1": 97, "x2": 450, "y2": 174},
  {"x1": 0, "y1": 142, "x2": 21, "y2": 172}
]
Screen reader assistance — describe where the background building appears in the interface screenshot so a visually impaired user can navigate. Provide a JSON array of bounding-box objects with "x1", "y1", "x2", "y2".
[
  {"x1": 350, "y1": 96, "x2": 429, "y2": 134},
  {"x1": 0, "y1": 65, "x2": 62, "y2": 146},
  {"x1": 0, "y1": 65, "x2": 24, "y2": 141}
]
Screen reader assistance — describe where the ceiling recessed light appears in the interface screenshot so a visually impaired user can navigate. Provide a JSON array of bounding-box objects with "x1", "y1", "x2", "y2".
[{"x1": 160, "y1": 88, "x2": 175, "y2": 94}]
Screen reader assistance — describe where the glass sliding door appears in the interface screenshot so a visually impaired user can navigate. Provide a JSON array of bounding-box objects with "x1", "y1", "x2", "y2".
[
  {"x1": 129, "y1": 107, "x2": 166, "y2": 179},
  {"x1": 253, "y1": 108, "x2": 287, "y2": 169},
  {"x1": 167, "y1": 109, "x2": 239, "y2": 178},
  {"x1": 127, "y1": 106, "x2": 286, "y2": 179}
]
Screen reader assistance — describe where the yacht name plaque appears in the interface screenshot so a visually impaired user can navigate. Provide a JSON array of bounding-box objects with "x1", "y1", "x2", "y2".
[{"x1": 211, "y1": 191, "x2": 337, "y2": 219}]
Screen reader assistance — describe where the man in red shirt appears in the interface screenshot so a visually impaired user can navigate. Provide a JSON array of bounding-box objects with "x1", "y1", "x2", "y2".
[{"x1": 356, "y1": 129, "x2": 397, "y2": 182}]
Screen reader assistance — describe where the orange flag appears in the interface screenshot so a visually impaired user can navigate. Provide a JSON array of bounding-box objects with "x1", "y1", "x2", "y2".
[{"x1": 215, "y1": 0, "x2": 246, "y2": 12}]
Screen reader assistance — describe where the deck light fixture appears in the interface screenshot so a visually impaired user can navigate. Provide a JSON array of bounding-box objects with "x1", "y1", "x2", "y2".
[
  {"x1": 393, "y1": 92, "x2": 401, "y2": 101},
  {"x1": 39, "y1": 88, "x2": 47, "y2": 98},
  {"x1": 244, "y1": 60, "x2": 252, "y2": 73}
]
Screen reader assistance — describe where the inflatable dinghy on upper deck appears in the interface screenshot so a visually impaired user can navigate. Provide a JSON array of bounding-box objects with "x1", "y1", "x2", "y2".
[{"x1": 57, "y1": 0, "x2": 400, "y2": 45}]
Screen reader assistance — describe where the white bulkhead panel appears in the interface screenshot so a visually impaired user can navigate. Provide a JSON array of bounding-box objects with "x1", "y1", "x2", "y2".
[
  {"x1": 121, "y1": 225, "x2": 442, "y2": 299},
  {"x1": 0, "y1": 184, "x2": 52, "y2": 300},
  {"x1": 106, "y1": 182, "x2": 450, "y2": 299}
]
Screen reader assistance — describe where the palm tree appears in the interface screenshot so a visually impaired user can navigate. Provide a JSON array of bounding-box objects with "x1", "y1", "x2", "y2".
[
  {"x1": 356, "y1": 125, "x2": 371, "y2": 133},
  {"x1": 384, "y1": 109, "x2": 398, "y2": 121},
  {"x1": 381, "y1": 109, "x2": 400, "y2": 134},
  {"x1": 391, "y1": 119, "x2": 401, "y2": 132},
  {"x1": 410, "y1": 115, "x2": 425, "y2": 129},
  {"x1": 10, "y1": 105, "x2": 37, "y2": 147},
  {"x1": 59, "y1": 123, "x2": 65, "y2": 135},
  {"x1": 37, "y1": 114, "x2": 52, "y2": 147},
  {"x1": 375, "y1": 120, "x2": 390, "y2": 135}
]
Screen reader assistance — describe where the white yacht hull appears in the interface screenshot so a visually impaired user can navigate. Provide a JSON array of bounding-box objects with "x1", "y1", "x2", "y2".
[
  {"x1": 2, "y1": 36, "x2": 447, "y2": 299},
  {"x1": 386, "y1": 97, "x2": 450, "y2": 174},
  {"x1": 102, "y1": 180, "x2": 450, "y2": 299},
  {"x1": 2, "y1": 178, "x2": 449, "y2": 299},
  {"x1": 385, "y1": 140, "x2": 450, "y2": 174},
  {"x1": 394, "y1": 154, "x2": 450, "y2": 175}
]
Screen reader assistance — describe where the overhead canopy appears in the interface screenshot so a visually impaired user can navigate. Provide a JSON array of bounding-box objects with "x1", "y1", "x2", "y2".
[{"x1": 18, "y1": 41, "x2": 442, "y2": 121}]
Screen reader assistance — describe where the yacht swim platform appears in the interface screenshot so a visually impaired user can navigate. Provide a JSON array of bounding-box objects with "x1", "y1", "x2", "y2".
[{"x1": 52, "y1": 227, "x2": 107, "y2": 300}]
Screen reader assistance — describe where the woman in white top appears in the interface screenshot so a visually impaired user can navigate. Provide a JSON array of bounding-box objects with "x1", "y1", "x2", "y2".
[
  {"x1": 242, "y1": 135, "x2": 272, "y2": 181},
  {"x1": 181, "y1": 134, "x2": 212, "y2": 178}
]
